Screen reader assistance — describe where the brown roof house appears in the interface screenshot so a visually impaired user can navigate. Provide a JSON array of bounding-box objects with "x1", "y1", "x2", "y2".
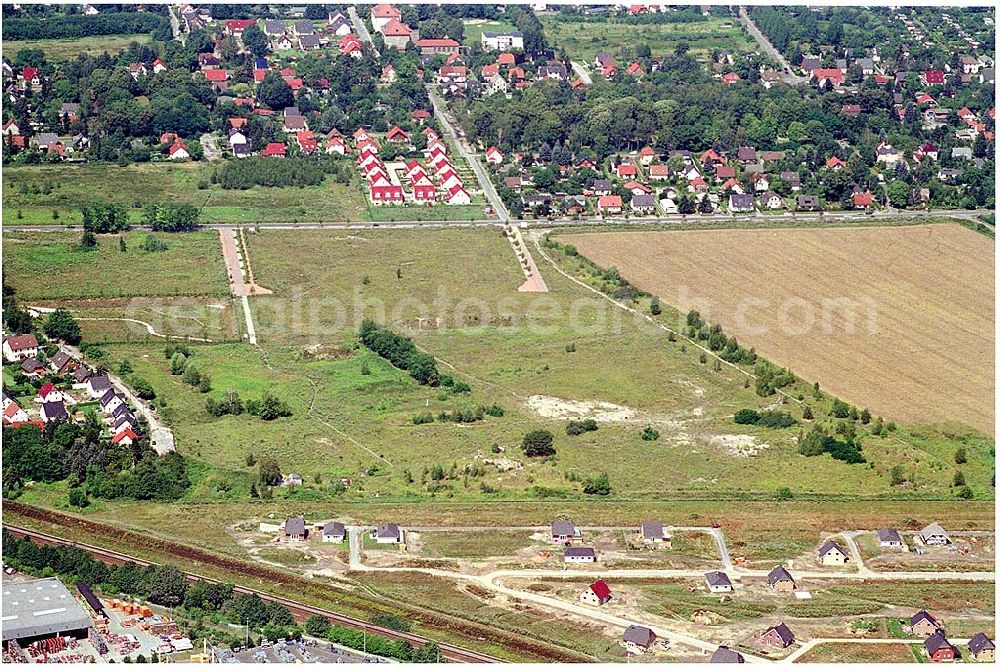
[
  {"x1": 758, "y1": 623, "x2": 794, "y2": 649},
  {"x1": 908, "y1": 610, "x2": 941, "y2": 637},
  {"x1": 284, "y1": 517, "x2": 307, "y2": 540},
  {"x1": 968, "y1": 633, "x2": 995, "y2": 662}
]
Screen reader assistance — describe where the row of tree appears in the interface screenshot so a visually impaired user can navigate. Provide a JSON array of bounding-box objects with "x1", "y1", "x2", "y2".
[{"x1": 358, "y1": 320, "x2": 440, "y2": 386}]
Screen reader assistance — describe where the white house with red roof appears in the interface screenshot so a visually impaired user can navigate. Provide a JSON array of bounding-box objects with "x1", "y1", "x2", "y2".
[
  {"x1": 3, "y1": 334, "x2": 39, "y2": 362},
  {"x1": 579, "y1": 580, "x2": 612, "y2": 606},
  {"x1": 598, "y1": 195, "x2": 623, "y2": 214},
  {"x1": 37, "y1": 382, "x2": 66, "y2": 405},
  {"x1": 3, "y1": 400, "x2": 30, "y2": 427},
  {"x1": 168, "y1": 139, "x2": 191, "y2": 160},
  {"x1": 380, "y1": 18, "x2": 412, "y2": 50},
  {"x1": 261, "y1": 142, "x2": 287, "y2": 158},
  {"x1": 152, "y1": 58, "x2": 168, "y2": 74},
  {"x1": 485, "y1": 146, "x2": 504, "y2": 164},
  {"x1": 616, "y1": 163, "x2": 637, "y2": 178},
  {"x1": 370, "y1": 3, "x2": 401, "y2": 32},
  {"x1": 385, "y1": 126, "x2": 410, "y2": 143},
  {"x1": 112, "y1": 428, "x2": 140, "y2": 446},
  {"x1": 444, "y1": 184, "x2": 471, "y2": 205}
]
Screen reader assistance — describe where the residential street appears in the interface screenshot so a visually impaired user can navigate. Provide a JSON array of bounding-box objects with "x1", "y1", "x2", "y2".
[
  {"x1": 570, "y1": 61, "x2": 593, "y2": 85},
  {"x1": 738, "y1": 6, "x2": 807, "y2": 86},
  {"x1": 347, "y1": 6, "x2": 375, "y2": 48},
  {"x1": 200, "y1": 132, "x2": 221, "y2": 161}
]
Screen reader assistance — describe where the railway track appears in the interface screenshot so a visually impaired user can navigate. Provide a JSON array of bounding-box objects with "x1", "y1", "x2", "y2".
[{"x1": 3, "y1": 525, "x2": 501, "y2": 664}]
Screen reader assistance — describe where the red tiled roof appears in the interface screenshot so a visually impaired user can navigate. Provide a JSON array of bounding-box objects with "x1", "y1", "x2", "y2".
[
  {"x1": 589, "y1": 580, "x2": 612, "y2": 600},
  {"x1": 382, "y1": 18, "x2": 411, "y2": 36}
]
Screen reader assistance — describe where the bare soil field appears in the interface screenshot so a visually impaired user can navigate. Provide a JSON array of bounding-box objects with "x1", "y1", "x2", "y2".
[{"x1": 558, "y1": 224, "x2": 994, "y2": 434}]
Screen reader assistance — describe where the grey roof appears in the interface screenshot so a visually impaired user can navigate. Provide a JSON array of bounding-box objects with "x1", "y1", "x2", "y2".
[
  {"x1": 323, "y1": 521, "x2": 346, "y2": 537},
  {"x1": 551, "y1": 519, "x2": 576, "y2": 536},
  {"x1": 801, "y1": 57, "x2": 821, "y2": 71},
  {"x1": 114, "y1": 413, "x2": 135, "y2": 428},
  {"x1": 952, "y1": 147, "x2": 973, "y2": 159},
  {"x1": 264, "y1": 19, "x2": 284, "y2": 34},
  {"x1": 592, "y1": 179, "x2": 612, "y2": 191},
  {"x1": 294, "y1": 20, "x2": 314, "y2": 34},
  {"x1": 483, "y1": 30, "x2": 523, "y2": 38},
  {"x1": 704, "y1": 571, "x2": 732, "y2": 588},
  {"x1": 36, "y1": 132, "x2": 60, "y2": 147},
  {"x1": 89, "y1": 374, "x2": 112, "y2": 392},
  {"x1": 622, "y1": 624, "x2": 655, "y2": 647},
  {"x1": 285, "y1": 517, "x2": 306, "y2": 537},
  {"x1": 737, "y1": 146, "x2": 757, "y2": 161},
  {"x1": 99, "y1": 388, "x2": 119, "y2": 406},
  {"x1": 60, "y1": 102, "x2": 80, "y2": 115},
  {"x1": 563, "y1": 546, "x2": 595, "y2": 558},
  {"x1": 2, "y1": 577, "x2": 94, "y2": 642},
  {"x1": 631, "y1": 193, "x2": 655, "y2": 208},
  {"x1": 42, "y1": 401, "x2": 68, "y2": 421},
  {"x1": 729, "y1": 193, "x2": 754, "y2": 209},
  {"x1": 780, "y1": 171, "x2": 800, "y2": 184},
  {"x1": 911, "y1": 610, "x2": 938, "y2": 627},
  {"x1": 818, "y1": 540, "x2": 846, "y2": 558},
  {"x1": 284, "y1": 106, "x2": 302, "y2": 117},
  {"x1": 969, "y1": 633, "x2": 995, "y2": 655},
  {"x1": 919, "y1": 522, "x2": 950, "y2": 540},
  {"x1": 111, "y1": 402, "x2": 133, "y2": 419},
  {"x1": 924, "y1": 631, "x2": 954, "y2": 655},
  {"x1": 299, "y1": 35, "x2": 321, "y2": 49},
  {"x1": 51, "y1": 350, "x2": 74, "y2": 370},
  {"x1": 711, "y1": 646, "x2": 745, "y2": 663},
  {"x1": 766, "y1": 623, "x2": 795, "y2": 646},
  {"x1": 376, "y1": 523, "x2": 400, "y2": 540},
  {"x1": 20, "y1": 358, "x2": 44, "y2": 374},
  {"x1": 641, "y1": 520, "x2": 663, "y2": 539},
  {"x1": 767, "y1": 565, "x2": 795, "y2": 585},
  {"x1": 877, "y1": 528, "x2": 902, "y2": 543}
]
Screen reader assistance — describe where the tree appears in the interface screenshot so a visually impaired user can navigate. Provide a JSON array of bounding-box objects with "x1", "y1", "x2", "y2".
[
  {"x1": 954, "y1": 448, "x2": 967, "y2": 464},
  {"x1": 649, "y1": 296, "x2": 661, "y2": 316},
  {"x1": 170, "y1": 352, "x2": 188, "y2": 375},
  {"x1": 119, "y1": 235, "x2": 127, "y2": 253},
  {"x1": 887, "y1": 180, "x2": 910, "y2": 208},
  {"x1": 258, "y1": 456, "x2": 282, "y2": 486},
  {"x1": 641, "y1": 425, "x2": 659, "y2": 441},
  {"x1": 953, "y1": 470, "x2": 966, "y2": 487},
  {"x1": 80, "y1": 230, "x2": 99, "y2": 249},
  {"x1": 889, "y1": 465, "x2": 905, "y2": 486},
  {"x1": 68, "y1": 487, "x2": 90, "y2": 508},
  {"x1": 257, "y1": 71, "x2": 294, "y2": 109},
  {"x1": 305, "y1": 615, "x2": 331, "y2": 637},
  {"x1": 132, "y1": 377, "x2": 156, "y2": 400},
  {"x1": 44, "y1": 308, "x2": 81, "y2": 344},
  {"x1": 955, "y1": 485, "x2": 973, "y2": 499},
  {"x1": 242, "y1": 24, "x2": 269, "y2": 57},
  {"x1": 147, "y1": 566, "x2": 188, "y2": 607},
  {"x1": 118, "y1": 359, "x2": 133, "y2": 375},
  {"x1": 802, "y1": 405, "x2": 813, "y2": 420},
  {"x1": 521, "y1": 429, "x2": 555, "y2": 457}
]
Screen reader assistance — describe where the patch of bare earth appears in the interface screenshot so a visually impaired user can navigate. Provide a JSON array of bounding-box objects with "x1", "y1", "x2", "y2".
[{"x1": 559, "y1": 224, "x2": 994, "y2": 433}]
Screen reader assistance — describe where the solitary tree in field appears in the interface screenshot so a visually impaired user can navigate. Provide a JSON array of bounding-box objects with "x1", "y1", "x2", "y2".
[
  {"x1": 954, "y1": 448, "x2": 967, "y2": 464},
  {"x1": 522, "y1": 429, "x2": 555, "y2": 457}
]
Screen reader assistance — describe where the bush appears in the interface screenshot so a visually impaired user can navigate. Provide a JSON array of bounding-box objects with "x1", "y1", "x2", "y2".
[
  {"x1": 582, "y1": 472, "x2": 611, "y2": 496},
  {"x1": 412, "y1": 412, "x2": 435, "y2": 425},
  {"x1": 522, "y1": 429, "x2": 555, "y2": 457},
  {"x1": 565, "y1": 418, "x2": 598, "y2": 436},
  {"x1": 734, "y1": 408, "x2": 759, "y2": 425},
  {"x1": 641, "y1": 425, "x2": 660, "y2": 441},
  {"x1": 889, "y1": 465, "x2": 906, "y2": 486},
  {"x1": 955, "y1": 485, "x2": 974, "y2": 499},
  {"x1": 132, "y1": 378, "x2": 156, "y2": 400},
  {"x1": 954, "y1": 448, "x2": 967, "y2": 464},
  {"x1": 756, "y1": 410, "x2": 797, "y2": 428}
]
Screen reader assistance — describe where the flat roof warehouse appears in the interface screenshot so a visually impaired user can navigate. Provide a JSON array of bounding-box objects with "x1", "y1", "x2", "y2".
[{"x1": 2, "y1": 577, "x2": 94, "y2": 642}]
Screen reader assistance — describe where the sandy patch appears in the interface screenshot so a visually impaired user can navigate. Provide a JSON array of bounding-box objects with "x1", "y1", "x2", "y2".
[
  {"x1": 526, "y1": 395, "x2": 640, "y2": 421},
  {"x1": 708, "y1": 434, "x2": 770, "y2": 457}
]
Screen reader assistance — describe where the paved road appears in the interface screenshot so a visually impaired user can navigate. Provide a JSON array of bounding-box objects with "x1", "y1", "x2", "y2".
[
  {"x1": 347, "y1": 6, "x2": 376, "y2": 49},
  {"x1": 63, "y1": 340, "x2": 175, "y2": 454},
  {"x1": 841, "y1": 531, "x2": 875, "y2": 577},
  {"x1": 427, "y1": 86, "x2": 510, "y2": 222},
  {"x1": 738, "y1": 6, "x2": 807, "y2": 86},
  {"x1": 200, "y1": 133, "x2": 222, "y2": 161},
  {"x1": 167, "y1": 4, "x2": 182, "y2": 41},
  {"x1": 5, "y1": 209, "x2": 991, "y2": 234},
  {"x1": 570, "y1": 61, "x2": 593, "y2": 85}
]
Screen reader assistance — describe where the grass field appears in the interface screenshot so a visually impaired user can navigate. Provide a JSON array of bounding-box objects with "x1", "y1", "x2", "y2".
[
  {"x1": 539, "y1": 15, "x2": 753, "y2": 63},
  {"x1": 5, "y1": 34, "x2": 152, "y2": 60},
  {"x1": 557, "y1": 224, "x2": 995, "y2": 435},
  {"x1": 4, "y1": 230, "x2": 228, "y2": 299},
  {"x1": 794, "y1": 642, "x2": 919, "y2": 663},
  {"x1": 461, "y1": 19, "x2": 518, "y2": 47}
]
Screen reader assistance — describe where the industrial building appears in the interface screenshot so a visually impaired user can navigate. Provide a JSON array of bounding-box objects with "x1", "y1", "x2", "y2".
[{"x1": 2, "y1": 577, "x2": 94, "y2": 644}]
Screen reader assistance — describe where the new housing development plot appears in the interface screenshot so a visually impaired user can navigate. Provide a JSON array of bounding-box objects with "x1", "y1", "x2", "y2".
[{"x1": 559, "y1": 224, "x2": 994, "y2": 434}]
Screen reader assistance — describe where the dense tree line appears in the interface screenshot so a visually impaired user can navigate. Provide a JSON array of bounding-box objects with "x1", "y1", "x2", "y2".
[
  {"x1": 3, "y1": 11, "x2": 170, "y2": 41},
  {"x1": 3, "y1": 417, "x2": 190, "y2": 503},
  {"x1": 797, "y1": 425, "x2": 866, "y2": 464},
  {"x1": 216, "y1": 157, "x2": 337, "y2": 189},
  {"x1": 305, "y1": 615, "x2": 440, "y2": 662},
  {"x1": 143, "y1": 203, "x2": 200, "y2": 231},
  {"x1": 359, "y1": 320, "x2": 440, "y2": 386}
]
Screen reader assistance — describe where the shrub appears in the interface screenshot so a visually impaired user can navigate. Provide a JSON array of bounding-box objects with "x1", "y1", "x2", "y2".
[
  {"x1": 412, "y1": 412, "x2": 435, "y2": 425},
  {"x1": 641, "y1": 426, "x2": 660, "y2": 441},
  {"x1": 734, "y1": 408, "x2": 759, "y2": 425},
  {"x1": 565, "y1": 418, "x2": 598, "y2": 436},
  {"x1": 582, "y1": 472, "x2": 611, "y2": 496},
  {"x1": 522, "y1": 429, "x2": 555, "y2": 457},
  {"x1": 756, "y1": 410, "x2": 797, "y2": 428},
  {"x1": 954, "y1": 448, "x2": 967, "y2": 464}
]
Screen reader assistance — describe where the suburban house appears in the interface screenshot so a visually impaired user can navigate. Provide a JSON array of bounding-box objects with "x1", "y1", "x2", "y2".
[
  {"x1": 415, "y1": 38, "x2": 460, "y2": 56},
  {"x1": 20, "y1": 358, "x2": 46, "y2": 378},
  {"x1": 592, "y1": 179, "x2": 613, "y2": 196},
  {"x1": 380, "y1": 19, "x2": 413, "y2": 50},
  {"x1": 909, "y1": 610, "x2": 941, "y2": 637},
  {"x1": 817, "y1": 540, "x2": 850, "y2": 565},
  {"x1": 3, "y1": 334, "x2": 38, "y2": 362},
  {"x1": 924, "y1": 632, "x2": 958, "y2": 662},
  {"x1": 579, "y1": 579, "x2": 612, "y2": 606},
  {"x1": 796, "y1": 195, "x2": 820, "y2": 211},
  {"x1": 710, "y1": 646, "x2": 745, "y2": 663},
  {"x1": 761, "y1": 192, "x2": 784, "y2": 210},
  {"x1": 758, "y1": 623, "x2": 795, "y2": 649},
  {"x1": 41, "y1": 400, "x2": 69, "y2": 424},
  {"x1": 640, "y1": 520, "x2": 670, "y2": 546},
  {"x1": 621, "y1": 625, "x2": 657, "y2": 654},
  {"x1": 373, "y1": 523, "x2": 403, "y2": 544},
  {"x1": 370, "y1": 3, "x2": 401, "y2": 32},
  {"x1": 597, "y1": 195, "x2": 623, "y2": 215},
  {"x1": 485, "y1": 146, "x2": 504, "y2": 164},
  {"x1": 767, "y1": 565, "x2": 796, "y2": 592},
  {"x1": 852, "y1": 191, "x2": 874, "y2": 209},
  {"x1": 704, "y1": 571, "x2": 733, "y2": 593},
  {"x1": 563, "y1": 546, "x2": 596, "y2": 564},
  {"x1": 322, "y1": 521, "x2": 346, "y2": 543},
  {"x1": 284, "y1": 517, "x2": 307, "y2": 540},
  {"x1": 482, "y1": 30, "x2": 524, "y2": 51},
  {"x1": 649, "y1": 165, "x2": 670, "y2": 180},
  {"x1": 729, "y1": 193, "x2": 754, "y2": 212},
  {"x1": 919, "y1": 523, "x2": 951, "y2": 545},
  {"x1": 877, "y1": 529, "x2": 904, "y2": 548},
  {"x1": 631, "y1": 193, "x2": 656, "y2": 214},
  {"x1": 87, "y1": 374, "x2": 113, "y2": 399},
  {"x1": 99, "y1": 390, "x2": 125, "y2": 415},
  {"x1": 968, "y1": 633, "x2": 995, "y2": 662},
  {"x1": 38, "y1": 382, "x2": 65, "y2": 404}
]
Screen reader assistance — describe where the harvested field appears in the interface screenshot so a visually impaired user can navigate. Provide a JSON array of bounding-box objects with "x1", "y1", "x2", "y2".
[
  {"x1": 793, "y1": 641, "x2": 918, "y2": 663},
  {"x1": 558, "y1": 224, "x2": 994, "y2": 434}
]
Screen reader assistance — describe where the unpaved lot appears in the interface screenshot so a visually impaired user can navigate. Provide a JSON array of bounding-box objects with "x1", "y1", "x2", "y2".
[{"x1": 559, "y1": 224, "x2": 994, "y2": 433}]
